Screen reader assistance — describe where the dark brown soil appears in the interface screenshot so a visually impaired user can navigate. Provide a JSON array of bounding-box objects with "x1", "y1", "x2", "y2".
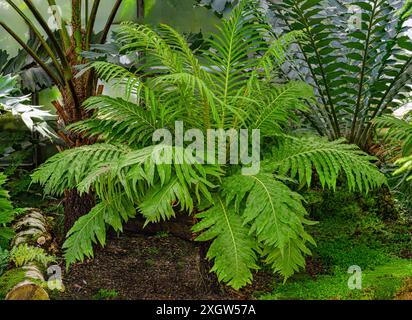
[{"x1": 58, "y1": 232, "x2": 273, "y2": 300}]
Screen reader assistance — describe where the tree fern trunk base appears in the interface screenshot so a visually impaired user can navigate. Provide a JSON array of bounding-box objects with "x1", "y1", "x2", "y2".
[
  {"x1": 64, "y1": 190, "x2": 95, "y2": 233},
  {"x1": 197, "y1": 241, "x2": 222, "y2": 295}
]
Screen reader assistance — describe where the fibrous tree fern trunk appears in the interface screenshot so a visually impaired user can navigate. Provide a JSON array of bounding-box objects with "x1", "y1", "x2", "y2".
[
  {"x1": 57, "y1": 1, "x2": 96, "y2": 232},
  {"x1": 64, "y1": 190, "x2": 95, "y2": 234}
]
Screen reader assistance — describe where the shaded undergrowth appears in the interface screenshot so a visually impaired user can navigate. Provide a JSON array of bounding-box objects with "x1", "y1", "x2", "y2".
[{"x1": 259, "y1": 189, "x2": 412, "y2": 300}]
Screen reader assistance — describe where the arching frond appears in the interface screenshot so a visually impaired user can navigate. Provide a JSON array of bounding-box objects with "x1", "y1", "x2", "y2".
[
  {"x1": 193, "y1": 196, "x2": 259, "y2": 290},
  {"x1": 270, "y1": 136, "x2": 386, "y2": 192},
  {"x1": 63, "y1": 197, "x2": 136, "y2": 267},
  {"x1": 246, "y1": 81, "x2": 314, "y2": 136},
  {"x1": 204, "y1": 0, "x2": 269, "y2": 104},
  {"x1": 375, "y1": 116, "x2": 412, "y2": 156},
  {"x1": 88, "y1": 61, "x2": 141, "y2": 99},
  {"x1": 31, "y1": 144, "x2": 131, "y2": 196},
  {"x1": 220, "y1": 171, "x2": 315, "y2": 280},
  {"x1": 69, "y1": 94, "x2": 173, "y2": 147}
]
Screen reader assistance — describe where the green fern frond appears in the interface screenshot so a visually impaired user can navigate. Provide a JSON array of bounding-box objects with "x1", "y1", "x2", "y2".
[
  {"x1": 10, "y1": 244, "x2": 56, "y2": 267},
  {"x1": 221, "y1": 171, "x2": 315, "y2": 279},
  {"x1": 63, "y1": 198, "x2": 136, "y2": 267},
  {"x1": 270, "y1": 136, "x2": 386, "y2": 192},
  {"x1": 31, "y1": 144, "x2": 131, "y2": 196},
  {"x1": 88, "y1": 61, "x2": 141, "y2": 99},
  {"x1": 204, "y1": 0, "x2": 268, "y2": 104},
  {"x1": 394, "y1": 155, "x2": 412, "y2": 181},
  {"x1": 263, "y1": 237, "x2": 313, "y2": 281},
  {"x1": 247, "y1": 81, "x2": 314, "y2": 136},
  {"x1": 192, "y1": 196, "x2": 259, "y2": 290},
  {"x1": 375, "y1": 116, "x2": 412, "y2": 156},
  {"x1": 117, "y1": 22, "x2": 184, "y2": 73},
  {"x1": 157, "y1": 24, "x2": 204, "y2": 74},
  {"x1": 69, "y1": 95, "x2": 166, "y2": 146},
  {"x1": 139, "y1": 178, "x2": 193, "y2": 224}
]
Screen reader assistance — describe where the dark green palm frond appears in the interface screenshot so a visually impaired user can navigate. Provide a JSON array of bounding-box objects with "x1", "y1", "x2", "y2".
[{"x1": 272, "y1": 0, "x2": 412, "y2": 145}]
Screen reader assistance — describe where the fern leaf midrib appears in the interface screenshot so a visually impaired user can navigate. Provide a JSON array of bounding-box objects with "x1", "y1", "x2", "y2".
[
  {"x1": 218, "y1": 196, "x2": 240, "y2": 276},
  {"x1": 222, "y1": 19, "x2": 238, "y2": 126},
  {"x1": 250, "y1": 175, "x2": 280, "y2": 244}
]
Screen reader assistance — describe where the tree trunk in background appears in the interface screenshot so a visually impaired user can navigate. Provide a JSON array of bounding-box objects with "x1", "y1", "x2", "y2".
[{"x1": 137, "y1": 0, "x2": 145, "y2": 20}]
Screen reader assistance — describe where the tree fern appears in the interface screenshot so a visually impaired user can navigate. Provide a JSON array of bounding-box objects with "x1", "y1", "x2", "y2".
[{"x1": 33, "y1": 0, "x2": 386, "y2": 289}]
